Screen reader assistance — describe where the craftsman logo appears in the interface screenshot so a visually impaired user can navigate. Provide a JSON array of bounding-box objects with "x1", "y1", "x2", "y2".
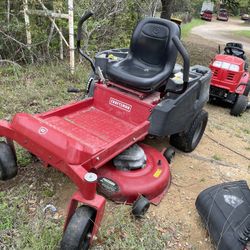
[
  {"x1": 109, "y1": 98, "x2": 132, "y2": 112},
  {"x1": 39, "y1": 127, "x2": 48, "y2": 135}
]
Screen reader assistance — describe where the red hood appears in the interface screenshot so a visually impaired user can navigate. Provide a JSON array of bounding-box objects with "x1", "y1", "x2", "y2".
[
  {"x1": 209, "y1": 54, "x2": 246, "y2": 92},
  {"x1": 214, "y1": 54, "x2": 244, "y2": 67}
]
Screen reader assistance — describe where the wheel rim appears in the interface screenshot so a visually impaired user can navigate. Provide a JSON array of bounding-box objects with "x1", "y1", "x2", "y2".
[{"x1": 192, "y1": 121, "x2": 203, "y2": 147}]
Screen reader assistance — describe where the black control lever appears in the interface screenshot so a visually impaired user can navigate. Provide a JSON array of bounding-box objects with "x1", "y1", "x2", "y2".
[{"x1": 77, "y1": 11, "x2": 95, "y2": 72}]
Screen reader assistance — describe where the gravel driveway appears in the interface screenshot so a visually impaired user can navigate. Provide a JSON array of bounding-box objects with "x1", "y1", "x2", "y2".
[{"x1": 192, "y1": 18, "x2": 250, "y2": 54}]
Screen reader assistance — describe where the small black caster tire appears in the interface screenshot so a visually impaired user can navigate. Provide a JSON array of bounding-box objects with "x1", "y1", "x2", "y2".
[
  {"x1": 132, "y1": 196, "x2": 150, "y2": 218},
  {"x1": 61, "y1": 206, "x2": 96, "y2": 250},
  {"x1": 0, "y1": 142, "x2": 17, "y2": 181},
  {"x1": 163, "y1": 147, "x2": 175, "y2": 164}
]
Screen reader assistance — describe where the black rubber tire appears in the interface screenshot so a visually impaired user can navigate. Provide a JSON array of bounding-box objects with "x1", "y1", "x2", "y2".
[
  {"x1": 170, "y1": 110, "x2": 208, "y2": 153},
  {"x1": 243, "y1": 81, "x2": 250, "y2": 96},
  {"x1": 163, "y1": 147, "x2": 175, "y2": 164},
  {"x1": 132, "y1": 196, "x2": 150, "y2": 218},
  {"x1": 86, "y1": 72, "x2": 98, "y2": 98},
  {"x1": 230, "y1": 95, "x2": 248, "y2": 116},
  {"x1": 0, "y1": 142, "x2": 17, "y2": 181},
  {"x1": 60, "y1": 206, "x2": 96, "y2": 250}
]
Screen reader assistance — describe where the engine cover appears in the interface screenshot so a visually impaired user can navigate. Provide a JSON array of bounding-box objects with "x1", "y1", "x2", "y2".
[{"x1": 113, "y1": 144, "x2": 146, "y2": 170}]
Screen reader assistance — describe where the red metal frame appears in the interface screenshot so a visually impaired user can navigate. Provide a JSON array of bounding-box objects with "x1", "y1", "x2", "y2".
[
  {"x1": 0, "y1": 82, "x2": 163, "y2": 241},
  {"x1": 210, "y1": 54, "x2": 250, "y2": 95}
]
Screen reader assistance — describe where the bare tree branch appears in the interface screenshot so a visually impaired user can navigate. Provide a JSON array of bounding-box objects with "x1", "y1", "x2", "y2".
[{"x1": 0, "y1": 59, "x2": 22, "y2": 68}]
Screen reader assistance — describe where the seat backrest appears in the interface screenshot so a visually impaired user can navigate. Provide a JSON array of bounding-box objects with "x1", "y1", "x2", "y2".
[
  {"x1": 226, "y1": 42, "x2": 243, "y2": 49},
  {"x1": 130, "y1": 18, "x2": 180, "y2": 67}
]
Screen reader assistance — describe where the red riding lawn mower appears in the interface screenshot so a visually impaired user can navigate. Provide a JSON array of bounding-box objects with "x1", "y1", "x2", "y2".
[
  {"x1": 201, "y1": 10, "x2": 213, "y2": 22},
  {"x1": 0, "y1": 11, "x2": 211, "y2": 249},
  {"x1": 209, "y1": 42, "x2": 250, "y2": 116}
]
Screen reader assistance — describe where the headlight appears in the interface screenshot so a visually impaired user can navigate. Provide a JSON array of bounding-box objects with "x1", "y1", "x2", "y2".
[
  {"x1": 229, "y1": 64, "x2": 240, "y2": 72},
  {"x1": 213, "y1": 61, "x2": 222, "y2": 67}
]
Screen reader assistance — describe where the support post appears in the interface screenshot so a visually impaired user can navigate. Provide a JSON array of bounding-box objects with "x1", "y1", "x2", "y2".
[
  {"x1": 23, "y1": 0, "x2": 34, "y2": 63},
  {"x1": 68, "y1": 0, "x2": 75, "y2": 74},
  {"x1": 7, "y1": 0, "x2": 10, "y2": 27},
  {"x1": 59, "y1": 26, "x2": 64, "y2": 60}
]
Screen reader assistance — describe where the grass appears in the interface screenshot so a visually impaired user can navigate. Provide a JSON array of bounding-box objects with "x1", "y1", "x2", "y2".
[
  {"x1": 212, "y1": 154, "x2": 222, "y2": 161},
  {"x1": 0, "y1": 61, "x2": 89, "y2": 168},
  {"x1": 233, "y1": 30, "x2": 250, "y2": 38},
  {"x1": 0, "y1": 183, "x2": 63, "y2": 249},
  {"x1": 92, "y1": 205, "x2": 184, "y2": 249},
  {"x1": 0, "y1": 62, "x2": 88, "y2": 249},
  {"x1": 181, "y1": 18, "x2": 205, "y2": 39},
  {"x1": 0, "y1": 26, "x2": 248, "y2": 249},
  {"x1": 0, "y1": 61, "x2": 183, "y2": 249}
]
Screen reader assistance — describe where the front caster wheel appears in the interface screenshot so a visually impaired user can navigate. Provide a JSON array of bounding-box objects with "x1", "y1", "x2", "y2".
[
  {"x1": 164, "y1": 147, "x2": 175, "y2": 164},
  {"x1": 132, "y1": 195, "x2": 150, "y2": 218},
  {"x1": 0, "y1": 141, "x2": 17, "y2": 180},
  {"x1": 61, "y1": 206, "x2": 96, "y2": 250}
]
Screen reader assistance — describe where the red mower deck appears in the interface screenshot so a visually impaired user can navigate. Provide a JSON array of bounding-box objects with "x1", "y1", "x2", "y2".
[{"x1": 96, "y1": 144, "x2": 171, "y2": 205}]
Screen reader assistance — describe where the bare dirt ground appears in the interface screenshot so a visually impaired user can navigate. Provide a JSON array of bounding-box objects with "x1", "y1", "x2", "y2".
[{"x1": 192, "y1": 18, "x2": 250, "y2": 53}]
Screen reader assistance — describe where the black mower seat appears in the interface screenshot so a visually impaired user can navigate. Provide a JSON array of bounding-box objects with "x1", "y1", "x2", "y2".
[
  {"x1": 106, "y1": 18, "x2": 180, "y2": 92},
  {"x1": 224, "y1": 42, "x2": 247, "y2": 61}
]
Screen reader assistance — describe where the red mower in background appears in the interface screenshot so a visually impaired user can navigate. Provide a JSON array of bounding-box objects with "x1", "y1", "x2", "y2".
[
  {"x1": 217, "y1": 8, "x2": 229, "y2": 21},
  {"x1": 209, "y1": 42, "x2": 250, "y2": 116},
  {"x1": 0, "y1": 11, "x2": 211, "y2": 249},
  {"x1": 201, "y1": 10, "x2": 213, "y2": 22}
]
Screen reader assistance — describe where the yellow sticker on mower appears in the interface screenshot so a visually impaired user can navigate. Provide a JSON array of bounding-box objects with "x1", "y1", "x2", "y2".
[{"x1": 153, "y1": 169, "x2": 162, "y2": 178}]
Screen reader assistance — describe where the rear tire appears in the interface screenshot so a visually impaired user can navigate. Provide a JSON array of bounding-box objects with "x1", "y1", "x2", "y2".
[
  {"x1": 230, "y1": 95, "x2": 248, "y2": 116},
  {"x1": 61, "y1": 206, "x2": 96, "y2": 250},
  {"x1": 86, "y1": 72, "x2": 98, "y2": 98},
  {"x1": 0, "y1": 142, "x2": 17, "y2": 180},
  {"x1": 170, "y1": 110, "x2": 208, "y2": 153}
]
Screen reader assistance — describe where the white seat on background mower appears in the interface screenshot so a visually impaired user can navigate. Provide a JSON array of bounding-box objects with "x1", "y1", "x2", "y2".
[{"x1": 106, "y1": 18, "x2": 180, "y2": 92}]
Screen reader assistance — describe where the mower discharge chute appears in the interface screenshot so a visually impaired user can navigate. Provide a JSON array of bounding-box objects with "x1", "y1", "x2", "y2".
[
  {"x1": 209, "y1": 42, "x2": 250, "y2": 116},
  {"x1": 0, "y1": 11, "x2": 211, "y2": 249}
]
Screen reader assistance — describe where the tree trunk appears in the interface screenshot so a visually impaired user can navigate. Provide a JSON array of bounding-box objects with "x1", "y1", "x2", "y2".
[
  {"x1": 68, "y1": 0, "x2": 75, "y2": 74},
  {"x1": 23, "y1": 0, "x2": 34, "y2": 63},
  {"x1": 6, "y1": 0, "x2": 10, "y2": 27},
  {"x1": 160, "y1": 0, "x2": 174, "y2": 20}
]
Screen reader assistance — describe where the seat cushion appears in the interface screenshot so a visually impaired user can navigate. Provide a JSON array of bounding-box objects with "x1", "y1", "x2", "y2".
[
  {"x1": 107, "y1": 57, "x2": 164, "y2": 90},
  {"x1": 106, "y1": 18, "x2": 180, "y2": 92}
]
